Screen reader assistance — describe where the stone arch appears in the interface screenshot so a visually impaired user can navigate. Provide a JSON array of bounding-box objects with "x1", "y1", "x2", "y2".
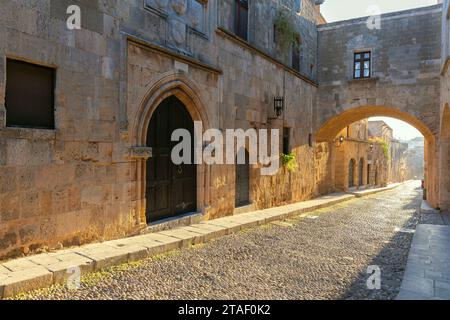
[
  {"x1": 316, "y1": 105, "x2": 433, "y2": 142},
  {"x1": 315, "y1": 105, "x2": 438, "y2": 208},
  {"x1": 131, "y1": 73, "x2": 212, "y2": 226},
  {"x1": 132, "y1": 72, "x2": 211, "y2": 146}
]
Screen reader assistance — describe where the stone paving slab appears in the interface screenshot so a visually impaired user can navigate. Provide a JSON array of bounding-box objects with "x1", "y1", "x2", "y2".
[
  {"x1": 397, "y1": 224, "x2": 450, "y2": 300},
  {"x1": 0, "y1": 187, "x2": 402, "y2": 299}
]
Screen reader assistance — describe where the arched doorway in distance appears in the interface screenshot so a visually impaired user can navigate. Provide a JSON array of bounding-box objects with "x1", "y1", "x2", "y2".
[
  {"x1": 359, "y1": 158, "x2": 364, "y2": 187},
  {"x1": 145, "y1": 96, "x2": 197, "y2": 223},
  {"x1": 349, "y1": 159, "x2": 356, "y2": 188}
]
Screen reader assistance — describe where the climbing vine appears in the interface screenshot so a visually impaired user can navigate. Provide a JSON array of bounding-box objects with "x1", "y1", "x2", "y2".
[
  {"x1": 274, "y1": 8, "x2": 298, "y2": 51},
  {"x1": 369, "y1": 138, "x2": 391, "y2": 161}
]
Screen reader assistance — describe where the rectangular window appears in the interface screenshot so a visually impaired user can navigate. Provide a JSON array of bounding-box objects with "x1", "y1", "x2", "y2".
[
  {"x1": 354, "y1": 51, "x2": 371, "y2": 79},
  {"x1": 5, "y1": 59, "x2": 55, "y2": 129},
  {"x1": 189, "y1": 0, "x2": 206, "y2": 33},
  {"x1": 292, "y1": 34, "x2": 301, "y2": 72},
  {"x1": 283, "y1": 128, "x2": 291, "y2": 154},
  {"x1": 235, "y1": 0, "x2": 248, "y2": 41}
]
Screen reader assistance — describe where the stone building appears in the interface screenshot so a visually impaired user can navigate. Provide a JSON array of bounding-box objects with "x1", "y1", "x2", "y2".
[
  {"x1": 404, "y1": 137, "x2": 425, "y2": 180},
  {"x1": 0, "y1": 0, "x2": 327, "y2": 259},
  {"x1": 316, "y1": 4, "x2": 443, "y2": 209},
  {"x1": 0, "y1": 0, "x2": 450, "y2": 260},
  {"x1": 332, "y1": 118, "x2": 410, "y2": 192},
  {"x1": 368, "y1": 120, "x2": 408, "y2": 184}
]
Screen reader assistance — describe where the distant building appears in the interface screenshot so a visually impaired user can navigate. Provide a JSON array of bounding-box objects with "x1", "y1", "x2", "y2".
[
  {"x1": 368, "y1": 121, "x2": 409, "y2": 183},
  {"x1": 402, "y1": 137, "x2": 425, "y2": 180}
]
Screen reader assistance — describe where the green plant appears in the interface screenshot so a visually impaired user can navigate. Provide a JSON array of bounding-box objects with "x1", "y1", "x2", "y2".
[
  {"x1": 274, "y1": 9, "x2": 297, "y2": 51},
  {"x1": 369, "y1": 138, "x2": 391, "y2": 160},
  {"x1": 281, "y1": 152, "x2": 298, "y2": 172}
]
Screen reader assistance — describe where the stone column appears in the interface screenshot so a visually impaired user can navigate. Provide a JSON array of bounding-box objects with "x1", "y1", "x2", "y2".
[
  {"x1": 128, "y1": 146, "x2": 153, "y2": 228},
  {"x1": 0, "y1": 104, "x2": 5, "y2": 128}
]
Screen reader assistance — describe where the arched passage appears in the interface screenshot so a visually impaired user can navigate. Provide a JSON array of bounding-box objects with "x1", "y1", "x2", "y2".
[{"x1": 315, "y1": 105, "x2": 438, "y2": 208}]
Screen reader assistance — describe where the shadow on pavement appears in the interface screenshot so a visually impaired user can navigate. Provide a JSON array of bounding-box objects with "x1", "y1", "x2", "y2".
[{"x1": 339, "y1": 186, "x2": 422, "y2": 300}]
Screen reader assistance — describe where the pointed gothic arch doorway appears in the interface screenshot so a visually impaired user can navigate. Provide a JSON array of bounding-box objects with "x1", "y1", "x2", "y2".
[{"x1": 145, "y1": 96, "x2": 197, "y2": 223}]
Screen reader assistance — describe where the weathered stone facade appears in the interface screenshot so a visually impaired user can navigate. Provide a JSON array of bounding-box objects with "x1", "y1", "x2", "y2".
[
  {"x1": 316, "y1": 5, "x2": 443, "y2": 208},
  {"x1": 0, "y1": 0, "x2": 326, "y2": 259},
  {"x1": 368, "y1": 120, "x2": 408, "y2": 184},
  {"x1": 0, "y1": 0, "x2": 449, "y2": 260},
  {"x1": 333, "y1": 119, "x2": 393, "y2": 192}
]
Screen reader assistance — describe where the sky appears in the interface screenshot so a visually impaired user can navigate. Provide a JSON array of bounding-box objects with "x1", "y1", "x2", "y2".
[
  {"x1": 321, "y1": 1, "x2": 431, "y2": 140},
  {"x1": 369, "y1": 117, "x2": 423, "y2": 140},
  {"x1": 321, "y1": 0, "x2": 439, "y2": 22}
]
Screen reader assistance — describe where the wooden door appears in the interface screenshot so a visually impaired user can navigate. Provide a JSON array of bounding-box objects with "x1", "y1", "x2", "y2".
[
  {"x1": 235, "y1": 148, "x2": 250, "y2": 207},
  {"x1": 146, "y1": 96, "x2": 197, "y2": 223}
]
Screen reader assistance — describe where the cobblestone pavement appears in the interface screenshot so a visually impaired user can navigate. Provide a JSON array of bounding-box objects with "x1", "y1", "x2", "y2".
[{"x1": 18, "y1": 181, "x2": 422, "y2": 300}]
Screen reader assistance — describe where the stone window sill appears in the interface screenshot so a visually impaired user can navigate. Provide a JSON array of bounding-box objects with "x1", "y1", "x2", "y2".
[
  {"x1": 0, "y1": 126, "x2": 57, "y2": 141},
  {"x1": 348, "y1": 77, "x2": 379, "y2": 84}
]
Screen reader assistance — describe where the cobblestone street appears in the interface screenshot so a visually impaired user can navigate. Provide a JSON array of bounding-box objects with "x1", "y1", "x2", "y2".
[{"x1": 19, "y1": 182, "x2": 422, "y2": 300}]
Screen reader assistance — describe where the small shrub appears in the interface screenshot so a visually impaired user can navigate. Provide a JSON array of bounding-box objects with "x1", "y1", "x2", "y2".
[{"x1": 281, "y1": 152, "x2": 298, "y2": 172}]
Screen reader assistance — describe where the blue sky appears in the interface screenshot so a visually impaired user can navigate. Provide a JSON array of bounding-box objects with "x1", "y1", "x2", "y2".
[
  {"x1": 321, "y1": 0, "x2": 431, "y2": 139},
  {"x1": 321, "y1": 0, "x2": 438, "y2": 22}
]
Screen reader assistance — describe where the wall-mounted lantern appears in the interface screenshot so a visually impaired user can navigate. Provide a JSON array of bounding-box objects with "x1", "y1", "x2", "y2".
[
  {"x1": 274, "y1": 96, "x2": 285, "y2": 118},
  {"x1": 369, "y1": 143, "x2": 374, "y2": 151},
  {"x1": 334, "y1": 136, "x2": 345, "y2": 147}
]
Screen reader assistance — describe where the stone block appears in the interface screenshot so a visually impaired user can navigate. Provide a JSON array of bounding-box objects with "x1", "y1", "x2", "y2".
[
  {"x1": 75, "y1": 244, "x2": 129, "y2": 271},
  {"x1": 142, "y1": 233, "x2": 183, "y2": 252},
  {"x1": 159, "y1": 229, "x2": 205, "y2": 247},
  {"x1": 45, "y1": 253, "x2": 94, "y2": 284},
  {"x1": 0, "y1": 266, "x2": 53, "y2": 299},
  {"x1": 186, "y1": 224, "x2": 228, "y2": 240}
]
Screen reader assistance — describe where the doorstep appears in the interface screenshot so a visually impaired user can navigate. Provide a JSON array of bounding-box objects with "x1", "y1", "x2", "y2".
[{"x1": 0, "y1": 192, "x2": 359, "y2": 299}]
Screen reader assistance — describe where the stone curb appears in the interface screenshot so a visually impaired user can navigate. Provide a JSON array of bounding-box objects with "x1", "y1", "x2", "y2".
[
  {"x1": 0, "y1": 185, "x2": 403, "y2": 299},
  {"x1": 347, "y1": 182, "x2": 404, "y2": 198}
]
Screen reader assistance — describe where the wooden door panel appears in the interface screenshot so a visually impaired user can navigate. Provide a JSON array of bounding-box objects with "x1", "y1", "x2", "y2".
[{"x1": 146, "y1": 96, "x2": 197, "y2": 223}]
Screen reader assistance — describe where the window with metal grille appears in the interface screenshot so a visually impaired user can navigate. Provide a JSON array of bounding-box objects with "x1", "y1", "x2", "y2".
[
  {"x1": 235, "y1": 0, "x2": 248, "y2": 41},
  {"x1": 354, "y1": 52, "x2": 371, "y2": 79},
  {"x1": 5, "y1": 59, "x2": 55, "y2": 129}
]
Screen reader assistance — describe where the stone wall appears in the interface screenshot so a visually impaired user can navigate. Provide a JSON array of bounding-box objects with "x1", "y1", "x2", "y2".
[
  {"x1": 440, "y1": 0, "x2": 450, "y2": 210},
  {"x1": 316, "y1": 4, "x2": 442, "y2": 208},
  {"x1": 0, "y1": 0, "x2": 324, "y2": 260},
  {"x1": 333, "y1": 120, "x2": 388, "y2": 191}
]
